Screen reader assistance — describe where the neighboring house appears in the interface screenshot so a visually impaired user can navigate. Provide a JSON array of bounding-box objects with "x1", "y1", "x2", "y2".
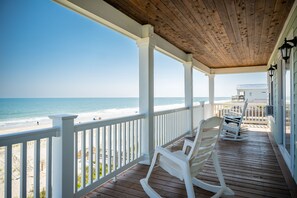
[{"x1": 233, "y1": 84, "x2": 268, "y2": 103}]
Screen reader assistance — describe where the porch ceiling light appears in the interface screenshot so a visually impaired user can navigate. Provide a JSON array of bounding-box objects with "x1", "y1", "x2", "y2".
[
  {"x1": 278, "y1": 36, "x2": 297, "y2": 62},
  {"x1": 268, "y1": 64, "x2": 277, "y2": 78}
]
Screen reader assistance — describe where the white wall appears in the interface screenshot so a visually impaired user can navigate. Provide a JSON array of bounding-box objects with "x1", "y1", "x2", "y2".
[{"x1": 238, "y1": 89, "x2": 267, "y2": 103}]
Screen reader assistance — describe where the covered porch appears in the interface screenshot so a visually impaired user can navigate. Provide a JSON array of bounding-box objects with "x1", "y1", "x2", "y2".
[{"x1": 1, "y1": 0, "x2": 297, "y2": 197}]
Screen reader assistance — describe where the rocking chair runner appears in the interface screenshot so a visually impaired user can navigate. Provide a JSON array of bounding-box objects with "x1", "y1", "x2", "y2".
[{"x1": 140, "y1": 117, "x2": 234, "y2": 198}]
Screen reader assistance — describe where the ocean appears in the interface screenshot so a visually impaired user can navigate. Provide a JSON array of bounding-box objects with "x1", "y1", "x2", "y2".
[{"x1": 0, "y1": 97, "x2": 229, "y2": 127}]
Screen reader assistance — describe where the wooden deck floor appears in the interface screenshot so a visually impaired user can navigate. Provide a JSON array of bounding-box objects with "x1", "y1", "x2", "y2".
[{"x1": 84, "y1": 126, "x2": 293, "y2": 198}]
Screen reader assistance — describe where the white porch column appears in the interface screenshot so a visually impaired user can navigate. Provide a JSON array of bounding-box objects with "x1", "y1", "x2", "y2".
[
  {"x1": 183, "y1": 55, "x2": 194, "y2": 136},
  {"x1": 208, "y1": 74, "x2": 215, "y2": 117},
  {"x1": 137, "y1": 25, "x2": 155, "y2": 164},
  {"x1": 49, "y1": 114, "x2": 77, "y2": 198}
]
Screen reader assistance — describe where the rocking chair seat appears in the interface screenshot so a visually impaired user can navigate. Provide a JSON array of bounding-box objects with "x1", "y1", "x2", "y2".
[{"x1": 159, "y1": 150, "x2": 187, "y2": 181}]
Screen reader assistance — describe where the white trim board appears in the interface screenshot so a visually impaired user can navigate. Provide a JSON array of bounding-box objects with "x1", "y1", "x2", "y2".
[{"x1": 210, "y1": 65, "x2": 267, "y2": 74}]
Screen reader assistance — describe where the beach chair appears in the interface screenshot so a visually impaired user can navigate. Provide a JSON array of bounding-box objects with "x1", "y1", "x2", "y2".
[
  {"x1": 221, "y1": 100, "x2": 248, "y2": 141},
  {"x1": 140, "y1": 117, "x2": 234, "y2": 198}
]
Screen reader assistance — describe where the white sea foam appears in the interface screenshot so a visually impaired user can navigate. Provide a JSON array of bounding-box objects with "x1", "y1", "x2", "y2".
[{"x1": 0, "y1": 100, "x2": 227, "y2": 127}]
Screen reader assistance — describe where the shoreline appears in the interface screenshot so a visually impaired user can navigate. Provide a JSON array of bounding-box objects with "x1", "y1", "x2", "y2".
[{"x1": 0, "y1": 103, "x2": 185, "y2": 134}]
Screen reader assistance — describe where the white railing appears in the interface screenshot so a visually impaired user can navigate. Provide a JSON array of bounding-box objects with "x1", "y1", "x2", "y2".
[
  {"x1": 73, "y1": 114, "x2": 145, "y2": 197},
  {"x1": 0, "y1": 127, "x2": 59, "y2": 198},
  {"x1": 0, "y1": 104, "x2": 208, "y2": 197},
  {"x1": 214, "y1": 102, "x2": 267, "y2": 124},
  {"x1": 154, "y1": 107, "x2": 190, "y2": 147}
]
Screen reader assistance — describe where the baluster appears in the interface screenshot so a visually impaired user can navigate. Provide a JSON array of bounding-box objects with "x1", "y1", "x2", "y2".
[
  {"x1": 20, "y1": 142, "x2": 27, "y2": 198},
  {"x1": 96, "y1": 128, "x2": 100, "y2": 180},
  {"x1": 81, "y1": 131, "x2": 86, "y2": 188},
  {"x1": 127, "y1": 122, "x2": 130, "y2": 163},
  {"x1": 252, "y1": 106, "x2": 255, "y2": 122},
  {"x1": 166, "y1": 114, "x2": 169, "y2": 143},
  {"x1": 34, "y1": 139, "x2": 40, "y2": 198},
  {"x1": 131, "y1": 121, "x2": 134, "y2": 160},
  {"x1": 170, "y1": 113, "x2": 173, "y2": 142},
  {"x1": 175, "y1": 112, "x2": 178, "y2": 138},
  {"x1": 123, "y1": 123, "x2": 126, "y2": 165},
  {"x1": 140, "y1": 119, "x2": 143, "y2": 155},
  {"x1": 107, "y1": 126, "x2": 111, "y2": 174},
  {"x1": 118, "y1": 123, "x2": 122, "y2": 168},
  {"x1": 262, "y1": 105, "x2": 265, "y2": 123},
  {"x1": 89, "y1": 129, "x2": 93, "y2": 184},
  {"x1": 74, "y1": 132, "x2": 78, "y2": 192},
  {"x1": 113, "y1": 124, "x2": 117, "y2": 171},
  {"x1": 162, "y1": 115, "x2": 165, "y2": 145},
  {"x1": 157, "y1": 116, "x2": 160, "y2": 147},
  {"x1": 157, "y1": 116, "x2": 159, "y2": 147},
  {"x1": 166, "y1": 114, "x2": 168, "y2": 143},
  {"x1": 135, "y1": 120, "x2": 138, "y2": 158},
  {"x1": 102, "y1": 127, "x2": 106, "y2": 177},
  {"x1": 46, "y1": 138, "x2": 52, "y2": 198},
  {"x1": 5, "y1": 145, "x2": 12, "y2": 198}
]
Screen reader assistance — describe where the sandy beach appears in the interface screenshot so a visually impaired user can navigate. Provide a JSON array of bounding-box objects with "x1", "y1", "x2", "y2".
[{"x1": 0, "y1": 107, "x2": 141, "y2": 134}]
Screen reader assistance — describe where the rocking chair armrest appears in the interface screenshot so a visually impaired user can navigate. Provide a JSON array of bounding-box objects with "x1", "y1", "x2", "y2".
[
  {"x1": 224, "y1": 117, "x2": 241, "y2": 123},
  {"x1": 225, "y1": 111, "x2": 241, "y2": 116},
  {"x1": 182, "y1": 138, "x2": 194, "y2": 153},
  {"x1": 155, "y1": 146, "x2": 188, "y2": 166}
]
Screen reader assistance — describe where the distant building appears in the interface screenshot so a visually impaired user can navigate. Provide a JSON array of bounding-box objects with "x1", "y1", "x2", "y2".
[{"x1": 232, "y1": 84, "x2": 267, "y2": 103}]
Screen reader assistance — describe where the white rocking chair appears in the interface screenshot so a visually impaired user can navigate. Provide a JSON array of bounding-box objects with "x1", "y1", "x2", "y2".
[
  {"x1": 140, "y1": 117, "x2": 234, "y2": 198},
  {"x1": 221, "y1": 100, "x2": 248, "y2": 141}
]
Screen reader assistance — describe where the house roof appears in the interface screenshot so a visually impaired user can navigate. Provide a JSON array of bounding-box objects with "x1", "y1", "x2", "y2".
[
  {"x1": 104, "y1": 0, "x2": 294, "y2": 69},
  {"x1": 237, "y1": 84, "x2": 268, "y2": 90}
]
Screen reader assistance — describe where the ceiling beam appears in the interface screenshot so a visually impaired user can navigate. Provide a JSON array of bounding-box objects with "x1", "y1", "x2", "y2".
[
  {"x1": 192, "y1": 59, "x2": 211, "y2": 74},
  {"x1": 154, "y1": 34, "x2": 188, "y2": 63},
  {"x1": 54, "y1": 0, "x2": 143, "y2": 39},
  {"x1": 211, "y1": 65, "x2": 267, "y2": 74}
]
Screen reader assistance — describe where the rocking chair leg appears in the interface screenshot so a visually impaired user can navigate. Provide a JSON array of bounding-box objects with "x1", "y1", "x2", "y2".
[
  {"x1": 184, "y1": 169, "x2": 195, "y2": 198},
  {"x1": 212, "y1": 151, "x2": 234, "y2": 196},
  {"x1": 144, "y1": 151, "x2": 159, "y2": 181},
  {"x1": 212, "y1": 151, "x2": 225, "y2": 187},
  {"x1": 140, "y1": 151, "x2": 162, "y2": 198}
]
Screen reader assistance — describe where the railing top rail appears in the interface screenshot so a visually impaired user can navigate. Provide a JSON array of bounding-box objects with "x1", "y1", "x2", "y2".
[
  {"x1": 214, "y1": 102, "x2": 267, "y2": 106},
  {"x1": 0, "y1": 127, "x2": 59, "y2": 147},
  {"x1": 74, "y1": 114, "x2": 145, "y2": 132},
  {"x1": 154, "y1": 107, "x2": 189, "y2": 116}
]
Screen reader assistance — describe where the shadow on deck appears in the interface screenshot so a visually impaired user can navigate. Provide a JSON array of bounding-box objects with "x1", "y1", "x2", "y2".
[{"x1": 84, "y1": 126, "x2": 294, "y2": 198}]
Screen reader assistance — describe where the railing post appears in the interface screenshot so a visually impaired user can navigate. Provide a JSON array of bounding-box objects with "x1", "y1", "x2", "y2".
[
  {"x1": 208, "y1": 74, "x2": 215, "y2": 117},
  {"x1": 137, "y1": 24, "x2": 155, "y2": 164},
  {"x1": 49, "y1": 114, "x2": 77, "y2": 198},
  {"x1": 183, "y1": 55, "x2": 194, "y2": 136}
]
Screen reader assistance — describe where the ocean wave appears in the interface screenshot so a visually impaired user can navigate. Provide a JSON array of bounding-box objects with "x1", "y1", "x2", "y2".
[{"x1": 0, "y1": 116, "x2": 49, "y2": 127}]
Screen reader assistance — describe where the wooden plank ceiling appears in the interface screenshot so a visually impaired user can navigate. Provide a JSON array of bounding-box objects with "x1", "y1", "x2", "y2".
[{"x1": 104, "y1": 0, "x2": 294, "y2": 69}]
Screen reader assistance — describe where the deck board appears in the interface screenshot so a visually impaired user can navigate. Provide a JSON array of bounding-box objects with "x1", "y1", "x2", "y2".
[{"x1": 83, "y1": 128, "x2": 292, "y2": 198}]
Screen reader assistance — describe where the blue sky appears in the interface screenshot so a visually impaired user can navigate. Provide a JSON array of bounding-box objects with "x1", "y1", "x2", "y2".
[{"x1": 0, "y1": 0, "x2": 267, "y2": 98}]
